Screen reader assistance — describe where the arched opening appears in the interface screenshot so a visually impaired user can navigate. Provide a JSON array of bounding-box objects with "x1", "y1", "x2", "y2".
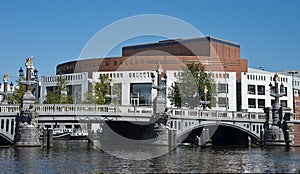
[
  {"x1": 6, "y1": 119, "x2": 9, "y2": 132},
  {"x1": 1, "y1": 119, "x2": 4, "y2": 129},
  {"x1": 211, "y1": 125, "x2": 253, "y2": 145},
  {"x1": 180, "y1": 124, "x2": 259, "y2": 146}
]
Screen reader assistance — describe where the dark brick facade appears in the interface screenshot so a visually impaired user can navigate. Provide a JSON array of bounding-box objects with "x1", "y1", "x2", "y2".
[{"x1": 56, "y1": 36, "x2": 248, "y2": 79}]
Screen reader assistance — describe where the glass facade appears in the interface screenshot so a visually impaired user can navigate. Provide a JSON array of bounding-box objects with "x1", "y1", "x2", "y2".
[{"x1": 130, "y1": 83, "x2": 152, "y2": 106}]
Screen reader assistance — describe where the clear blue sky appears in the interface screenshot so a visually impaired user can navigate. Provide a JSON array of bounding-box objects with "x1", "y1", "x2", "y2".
[{"x1": 1, "y1": 0, "x2": 299, "y2": 82}]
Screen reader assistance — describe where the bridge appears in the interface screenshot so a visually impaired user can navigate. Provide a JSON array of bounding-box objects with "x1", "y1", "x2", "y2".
[{"x1": 1, "y1": 104, "x2": 299, "y2": 146}]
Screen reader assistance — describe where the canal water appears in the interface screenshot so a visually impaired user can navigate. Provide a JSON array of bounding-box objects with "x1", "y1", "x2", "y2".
[{"x1": 1, "y1": 141, "x2": 300, "y2": 173}]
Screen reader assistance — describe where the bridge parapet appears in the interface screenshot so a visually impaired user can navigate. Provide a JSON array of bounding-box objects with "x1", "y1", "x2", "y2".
[
  {"x1": 170, "y1": 108, "x2": 266, "y2": 121},
  {"x1": 0, "y1": 105, "x2": 20, "y2": 114},
  {"x1": 34, "y1": 104, "x2": 153, "y2": 115}
]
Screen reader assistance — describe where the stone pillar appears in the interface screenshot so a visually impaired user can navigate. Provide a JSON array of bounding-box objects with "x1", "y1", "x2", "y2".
[
  {"x1": 263, "y1": 73, "x2": 287, "y2": 146},
  {"x1": 22, "y1": 57, "x2": 36, "y2": 109},
  {"x1": 14, "y1": 110, "x2": 40, "y2": 147},
  {"x1": 14, "y1": 57, "x2": 40, "y2": 147},
  {"x1": 152, "y1": 64, "x2": 166, "y2": 115}
]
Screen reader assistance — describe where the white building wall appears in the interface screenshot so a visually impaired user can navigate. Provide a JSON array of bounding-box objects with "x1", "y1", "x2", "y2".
[
  {"x1": 166, "y1": 70, "x2": 236, "y2": 111},
  {"x1": 240, "y1": 68, "x2": 293, "y2": 112},
  {"x1": 40, "y1": 72, "x2": 89, "y2": 104},
  {"x1": 93, "y1": 71, "x2": 155, "y2": 106}
]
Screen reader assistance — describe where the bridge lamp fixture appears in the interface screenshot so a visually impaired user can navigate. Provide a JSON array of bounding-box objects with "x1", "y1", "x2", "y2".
[{"x1": 18, "y1": 67, "x2": 24, "y2": 78}]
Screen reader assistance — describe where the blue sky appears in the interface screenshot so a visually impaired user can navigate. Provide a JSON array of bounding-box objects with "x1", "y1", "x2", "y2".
[{"x1": 0, "y1": 0, "x2": 299, "y2": 82}]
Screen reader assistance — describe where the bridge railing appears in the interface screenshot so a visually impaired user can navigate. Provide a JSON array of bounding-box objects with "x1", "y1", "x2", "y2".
[
  {"x1": 0, "y1": 105, "x2": 20, "y2": 114},
  {"x1": 34, "y1": 104, "x2": 153, "y2": 115},
  {"x1": 170, "y1": 108, "x2": 265, "y2": 120}
]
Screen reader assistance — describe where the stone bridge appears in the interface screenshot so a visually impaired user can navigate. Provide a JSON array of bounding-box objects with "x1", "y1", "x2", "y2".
[{"x1": 1, "y1": 104, "x2": 300, "y2": 146}]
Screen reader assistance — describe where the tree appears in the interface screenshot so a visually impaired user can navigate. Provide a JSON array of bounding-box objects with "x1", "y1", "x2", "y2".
[
  {"x1": 168, "y1": 63, "x2": 216, "y2": 109},
  {"x1": 45, "y1": 74, "x2": 73, "y2": 104},
  {"x1": 7, "y1": 76, "x2": 31, "y2": 104},
  {"x1": 84, "y1": 74, "x2": 111, "y2": 105}
]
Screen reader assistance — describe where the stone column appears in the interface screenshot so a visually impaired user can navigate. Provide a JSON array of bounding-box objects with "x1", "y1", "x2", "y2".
[
  {"x1": 15, "y1": 57, "x2": 40, "y2": 147},
  {"x1": 263, "y1": 73, "x2": 286, "y2": 146}
]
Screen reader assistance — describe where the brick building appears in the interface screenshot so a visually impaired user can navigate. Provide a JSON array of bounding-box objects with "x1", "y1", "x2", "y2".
[{"x1": 56, "y1": 36, "x2": 248, "y2": 79}]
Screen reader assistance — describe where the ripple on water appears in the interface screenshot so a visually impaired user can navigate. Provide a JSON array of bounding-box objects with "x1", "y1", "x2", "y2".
[{"x1": 1, "y1": 141, "x2": 300, "y2": 173}]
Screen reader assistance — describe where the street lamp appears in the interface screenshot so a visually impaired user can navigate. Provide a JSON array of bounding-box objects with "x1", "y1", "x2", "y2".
[
  {"x1": 19, "y1": 67, "x2": 24, "y2": 77},
  {"x1": 20, "y1": 57, "x2": 38, "y2": 109},
  {"x1": 288, "y1": 71, "x2": 298, "y2": 113},
  {"x1": 264, "y1": 73, "x2": 287, "y2": 145},
  {"x1": 105, "y1": 78, "x2": 116, "y2": 105},
  {"x1": 0, "y1": 73, "x2": 14, "y2": 104},
  {"x1": 200, "y1": 85, "x2": 210, "y2": 110},
  {"x1": 151, "y1": 64, "x2": 167, "y2": 114}
]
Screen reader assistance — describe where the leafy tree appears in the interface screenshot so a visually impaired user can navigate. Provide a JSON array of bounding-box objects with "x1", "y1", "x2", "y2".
[
  {"x1": 45, "y1": 74, "x2": 73, "y2": 104},
  {"x1": 168, "y1": 63, "x2": 216, "y2": 109},
  {"x1": 7, "y1": 76, "x2": 32, "y2": 104},
  {"x1": 84, "y1": 74, "x2": 111, "y2": 105},
  {"x1": 84, "y1": 74, "x2": 121, "y2": 105}
]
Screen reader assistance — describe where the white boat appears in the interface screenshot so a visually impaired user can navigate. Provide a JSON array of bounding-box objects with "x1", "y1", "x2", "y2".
[
  {"x1": 40, "y1": 128, "x2": 72, "y2": 140},
  {"x1": 70, "y1": 129, "x2": 89, "y2": 140}
]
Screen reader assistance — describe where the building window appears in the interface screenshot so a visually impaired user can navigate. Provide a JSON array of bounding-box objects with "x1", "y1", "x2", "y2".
[
  {"x1": 218, "y1": 83, "x2": 228, "y2": 93},
  {"x1": 248, "y1": 85, "x2": 256, "y2": 94},
  {"x1": 106, "y1": 61, "x2": 109, "y2": 66},
  {"x1": 280, "y1": 100, "x2": 287, "y2": 107},
  {"x1": 257, "y1": 85, "x2": 265, "y2": 95},
  {"x1": 248, "y1": 98, "x2": 256, "y2": 108},
  {"x1": 114, "y1": 61, "x2": 117, "y2": 66},
  {"x1": 130, "y1": 83, "x2": 152, "y2": 106},
  {"x1": 258, "y1": 99, "x2": 265, "y2": 108},
  {"x1": 218, "y1": 97, "x2": 227, "y2": 107},
  {"x1": 280, "y1": 87, "x2": 287, "y2": 96}
]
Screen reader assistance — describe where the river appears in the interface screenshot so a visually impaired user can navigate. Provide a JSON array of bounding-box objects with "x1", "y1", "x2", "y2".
[{"x1": 0, "y1": 141, "x2": 300, "y2": 173}]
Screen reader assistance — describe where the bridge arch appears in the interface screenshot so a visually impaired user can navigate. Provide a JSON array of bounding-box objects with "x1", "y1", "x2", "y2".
[
  {"x1": 172, "y1": 121, "x2": 262, "y2": 145},
  {"x1": 0, "y1": 117, "x2": 16, "y2": 146}
]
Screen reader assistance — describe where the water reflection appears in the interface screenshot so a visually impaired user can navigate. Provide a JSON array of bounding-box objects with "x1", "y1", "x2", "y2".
[{"x1": 0, "y1": 141, "x2": 300, "y2": 173}]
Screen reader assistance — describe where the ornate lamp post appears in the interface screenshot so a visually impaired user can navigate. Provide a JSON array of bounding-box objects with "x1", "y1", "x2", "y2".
[
  {"x1": 151, "y1": 64, "x2": 167, "y2": 115},
  {"x1": 105, "y1": 78, "x2": 116, "y2": 105},
  {"x1": 15, "y1": 57, "x2": 40, "y2": 147},
  {"x1": 0, "y1": 73, "x2": 14, "y2": 104},
  {"x1": 20, "y1": 57, "x2": 38, "y2": 109},
  {"x1": 200, "y1": 85, "x2": 210, "y2": 110},
  {"x1": 263, "y1": 73, "x2": 286, "y2": 146}
]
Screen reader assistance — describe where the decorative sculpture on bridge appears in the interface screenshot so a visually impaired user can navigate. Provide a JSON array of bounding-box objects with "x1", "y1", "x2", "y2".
[
  {"x1": 15, "y1": 57, "x2": 40, "y2": 147},
  {"x1": 263, "y1": 73, "x2": 291, "y2": 146}
]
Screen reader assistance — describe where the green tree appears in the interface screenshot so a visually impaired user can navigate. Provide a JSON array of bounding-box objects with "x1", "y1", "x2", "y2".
[
  {"x1": 7, "y1": 76, "x2": 31, "y2": 104},
  {"x1": 84, "y1": 74, "x2": 111, "y2": 104},
  {"x1": 168, "y1": 63, "x2": 216, "y2": 109},
  {"x1": 45, "y1": 74, "x2": 73, "y2": 104}
]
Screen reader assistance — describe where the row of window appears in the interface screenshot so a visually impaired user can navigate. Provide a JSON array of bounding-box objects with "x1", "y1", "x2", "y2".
[
  {"x1": 248, "y1": 85, "x2": 265, "y2": 95},
  {"x1": 247, "y1": 74, "x2": 288, "y2": 83},
  {"x1": 247, "y1": 98, "x2": 288, "y2": 109},
  {"x1": 248, "y1": 84, "x2": 287, "y2": 96}
]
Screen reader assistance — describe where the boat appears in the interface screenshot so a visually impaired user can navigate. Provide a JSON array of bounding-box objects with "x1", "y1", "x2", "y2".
[
  {"x1": 40, "y1": 128, "x2": 72, "y2": 140},
  {"x1": 70, "y1": 129, "x2": 89, "y2": 140}
]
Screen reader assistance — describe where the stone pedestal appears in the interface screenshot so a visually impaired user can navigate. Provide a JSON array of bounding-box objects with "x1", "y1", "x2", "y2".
[
  {"x1": 22, "y1": 91, "x2": 35, "y2": 109},
  {"x1": 263, "y1": 126, "x2": 286, "y2": 146},
  {"x1": 153, "y1": 94, "x2": 166, "y2": 115},
  {"x1": 153, "y1": 126, "x2": 169, "y2": 146},
  {"x1": 15, "y1": 122, "x2": 40, "y2": 147}
]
